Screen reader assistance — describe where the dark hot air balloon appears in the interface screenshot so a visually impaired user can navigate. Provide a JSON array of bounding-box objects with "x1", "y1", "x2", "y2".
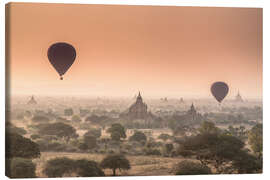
[
  {"x1": 47, "y1": 42, "x2": 76, "y2": 80},
  {"x1": 211, "y1": 82, "x2": 229, "y2": 103}
]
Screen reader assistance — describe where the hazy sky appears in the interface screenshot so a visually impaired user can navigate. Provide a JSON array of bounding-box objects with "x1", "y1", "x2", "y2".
[{"x1": 7, "y1": 3, "x2": 262, "y2": 99}]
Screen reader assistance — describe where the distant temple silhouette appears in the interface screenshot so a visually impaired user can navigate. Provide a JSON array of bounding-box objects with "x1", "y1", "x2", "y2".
[
  {"x1": 27, "y1": 96, "x2": 37, "y2": 105},
  {"x1": 121, "y1": 92, "x2": 154, "y2": 122},
  {"x1": 185, "y1": 103, "x2": 204, "y2": 122},
  {"x1": 235, "y1": 91, "x2": 244, "y2": 102},
  {"x1": 128, "y1": 92, "x2": 148, "y2": 119},
  {"x1": 160, "y1": 97, "x2": 168, "y2": 102},
  {"x1": 180, "y1": 97, "x2": 184, "y2": 103}
]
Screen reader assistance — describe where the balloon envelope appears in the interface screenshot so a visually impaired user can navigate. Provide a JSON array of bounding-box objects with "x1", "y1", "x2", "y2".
[
  {"x1": 211, "y1": 82, "x2": 229, "y2": 103},
  {"x1": 47, "y1": 42, "x2": 76, "y2": 77}
]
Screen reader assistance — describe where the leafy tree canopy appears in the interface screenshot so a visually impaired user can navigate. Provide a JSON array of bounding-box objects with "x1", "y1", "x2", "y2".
[
  {"x1": 107, "y1": 123, "x2": 126, "y2": 141},
  {"x1": 129, "y1": 131, "x2": 147, "y2": 142},
  {"x1": 43, "y1": 157, "x2": 104, "y2": 177},
  {"x1": 100, "y1": 154, "x2": 130, "y2": 176},
  {"x1": 38, "y1": 122, "x2": 78, "y2": 141},
  {"x1": 6, "y1": 158, "x2": 36, "y2": 178},
  {"x1": 32, "y1": 115, "x2": 50, "y2": 123},
  {"x1": 175, "y1": 160, "x2": 211, "y2": 175},
  {"x1": 6, "y1": 132, "x2": 40, "y2": 159},
  {"x1": 84, "y1": 128, "x2": 102, "y2": 138},
  {"x1": 248, "y1": 123, "x2": 262, "y2": 157}
]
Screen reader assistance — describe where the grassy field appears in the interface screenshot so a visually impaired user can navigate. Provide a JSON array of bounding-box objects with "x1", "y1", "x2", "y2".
[{"x1": 34, "y1": 152, "x2": 190, "y2": 177}]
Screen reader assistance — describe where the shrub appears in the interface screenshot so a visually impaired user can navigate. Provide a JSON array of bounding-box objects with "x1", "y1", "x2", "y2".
[
  {"x1": 6, "y1": 158, "x2": 36, "y2": 178},
  {"x1": 84, "y1": 135, "x2": 97, "y2": 149},
  {"x1": 78, "y1": 143, "x2": 88, "y2": 151},
  {"x1": 38, "y1": 122, "x2": 78, "y2": 142},
  {"x1": 84, "y1": 128, "x2": 102, "y2": 138},
  {"x1": 6, "y1": 132, "x2": 40, "y2": 159},
  {"x1": 145, "y1": 148, "x2": 161, "y2": 156},
  {"x1": 72, "y1": 115, "x2": 81, "y2": 123},
  {"x1": 158, "y1": 133, "x2": 171, "y2": 141},
  {"x1": 107, "y1": 123, "x2": 126, "y2": 141},
  {"x1": 75, "y1": 159, "x2": 105, "y2": 177},
  {"x1": 43, "y1": 157, "x2": 76, "y2": 177},
  {"x1": 7, "y1": 125, "x2": 27, "y2": 135},
  {"x1": 175, "y1": 160, "x2": 211, "y2": 175},
  {"x1": 64, "y1": 108, "x2": 74, "y2": 116},
  {"x1": 32, "y1": 115, "x2": 50, "y2": 123},
  {"x1": 30, "y1": 134, "x2": 41, "y2": 140},
  {"x1": 163, "y1": 143, "x2": 174, "y2": 156},
  {"x1": 43, "y1": 157, "x2": 104, "y2": 177},
  {"x1": 129, "y1": 131, "x2": 147, "y2": 142}
]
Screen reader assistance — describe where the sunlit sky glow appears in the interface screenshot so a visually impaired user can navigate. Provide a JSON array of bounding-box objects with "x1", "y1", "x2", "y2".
[{"x1": 7, "y1": 3, "x2": 262, "y2": 99}]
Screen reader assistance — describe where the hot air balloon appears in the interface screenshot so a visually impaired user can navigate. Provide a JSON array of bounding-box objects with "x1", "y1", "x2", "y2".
[
  {"x1": 211, "y1": 82, "x2": 229, "y2": 103},
  {"x1": 47, "y1": 42, "x2": 76, "y2": 80}
]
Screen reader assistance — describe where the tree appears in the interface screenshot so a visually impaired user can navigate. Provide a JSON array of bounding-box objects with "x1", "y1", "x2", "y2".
[
  {"x1": 158, "y1": 133, "x2": 171, "y2": 141},
  {"x1": 43, "y1": 157, "x2": 104, "y2": 177},
  {"x1": 84, "y1": 128, "x2": 102, "y2": 139},
  {"x1": 24, "y1": 110, "x2": 32, "y2": 118},
  {"x1": 85, "y1": 114, "x2": 100, "y2": 123},
  {"x1": 83, "y1": 135, "x2": 97, "y2": 149},
  {"x1": 181, "y1": 132, "x2": 248, "y2": 173},
  {"x1": 248, "y1": 123, "x2": 262, "y2": 157},
  {"x1": 129, "y1": 131, "x2": 147, "y2": 143},
  {"x1": 198, "y1": 121, "x2": 220, "y2": 134},
  {"x1": 164, "y1": 143, "x2": 174, "y2": 156},
  {"x1": 32, "y1": 115, "x2": 50, "y2": 123},
  {"x1": 43, "y1": 157, "x2": 76, "y2": 177},
  {"x1": 100, "y1": 154, "x2": 130, "y2": 176},
  {"x1": 175, "y1": 160, "x2": 211, "y2": 175},
  {"x1": 38, "y1": 122, "x2": 78, "y2": 142},
  {"x1": 64, "y1": 108, "x2": 74, "y2": 116},
  {"x1": 30, "y1": 134, "x2": 41, "y2": 140},
  {"x1": 232, "y1": 150, "x2": 262, "y2": 174},
  {"x1": 75, "y1": 159, "x2": 105, "y2": 177},
  {"x1": 6, "y1": 124, "x2": 27, "y2": 135},
  {"x1": 107, "y1": 123, "x2": 126, "y2": 141},
  {"x1": 6, "y1": 132, "x2": 40, "y2": 159},
  {"x1": 71, "y1": 115, "x2": 81, "y2": 123},
  {"x1": 6, "y1": 158, "x2": 36, "y2": 178}
]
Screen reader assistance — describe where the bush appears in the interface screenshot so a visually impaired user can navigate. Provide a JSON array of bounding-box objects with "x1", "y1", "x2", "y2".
[
  {"x1": 177, "y1": 146, "x2": 193, "y2": 157},
  {"x1": 78, "y1": 143, "x2": 88, "y2": 151},
  {"x1": 6, "y1": 158, "x2": 36, "y2": 178},
  {"x1": 37, "y1": 122, "x2": 78, "y2": 142},
  {"x1": 6, "y1": 132, "x2": 40, "y2": 159},
  {"x1": 84, "y1": 128, "x2": 102, "y2": 138},
  {"x1": 84, "y1": 135, "x2": 97, "y2": 149},
  {"x1": 30, "y1": 134, "x2": 41, "y2": 140},
  {"x1": 43, "y1": 157, "x2": 104, "y2": 177},
  {"x1": 175, "y1": 160, "x2": 211, "y2": 175},
  {"x1": 75, "y1": 159, "x2": 105, "y2": 177},
  {"x1": 163, "y1": 143, "x2": 174, "y2": 156},
  {"x1": 72, "y1": 115, "x2": 81, "y2": 123},
  {"x1": 43, "y1": 157, "x2": 76, "y2": 177},
  {"x1": 158, "y1": 133, "x2": 171, "y2": 141},
  {"x1": 145, "y1": 148, "x2": 161, "y2": 156},
  {"x1": 129, "y1": 131, "x2": 147, "y2": 143},
  {"x1": 32, "y1": 115, "x2": 50, "y2": 123},
  {"x1": 7, "y1": 125, "x2": 27, "y2": 135},
  {"x1": 64, "y1": 108, "x2": 74, "y2": 116},
  {"x1": 107, "y1": 123, "x2": 126, "y2": 141}
]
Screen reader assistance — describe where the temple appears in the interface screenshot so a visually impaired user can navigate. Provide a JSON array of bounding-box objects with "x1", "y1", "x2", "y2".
[
  {"x1": 235, "y1": 91, "x2": 244, "y2": 102},
  {"x1": 27, "y1": 96, "x2": 37, "y2": 105},
  {"x1": 128, "y1": 92, "x2": 148, "y2": 119}
]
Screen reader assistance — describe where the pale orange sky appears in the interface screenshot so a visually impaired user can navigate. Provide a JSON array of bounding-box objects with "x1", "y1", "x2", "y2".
[{"x1": 7, "y1": 3, "x2": 262, "y2": 98}]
